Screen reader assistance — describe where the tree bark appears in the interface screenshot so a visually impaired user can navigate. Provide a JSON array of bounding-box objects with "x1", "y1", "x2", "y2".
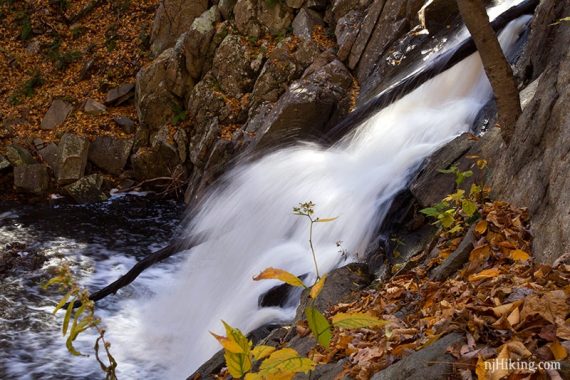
[{"x1": 456, "y1": 0, "x2": 522, "y2": 144}]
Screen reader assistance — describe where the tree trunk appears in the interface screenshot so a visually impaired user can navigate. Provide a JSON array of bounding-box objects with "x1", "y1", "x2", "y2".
[{"x1": 456, "y1": 0, "x2": 522, "y2": 144}]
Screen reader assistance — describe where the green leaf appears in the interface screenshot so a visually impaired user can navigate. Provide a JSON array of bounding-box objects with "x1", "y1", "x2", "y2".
[
  {"x1": 438, "y1": 210, "x2": 455, "y2": 228},
  {"x1": 305, "y1": 306, "x2": 332, "y2": 347},
  {"x1": 420, "y1": 207, "x2": 440, "y2": 218},
  {"x1": 438, "y1": 166, "x2": 456, "y2": 174},
  {"x1": 331, "y1": 312, "x2": 388, "y2": 329},
  {"x1": 252, "y1": 345, "x2": 276, "y2": 361},
  {"x1": 462, "y1": 199, "x2": 478, "y2": 217},
  {"x1": 259, "y1": 348, "x2": 315, "y2": 377},
  {"x1": 224, "y1": 350, "x2": 252, "y2": 378},
  {"x1": 456, "y1": 170, "x2": 473, "y2": 185},
  {"x1": 53, "y1": 291, "x2": 72, "y2": 314},
  {"x1": 62, "y1": 298, "x2": 75, "y2": 336},
  {"x1": 253, "y1": 268, "x2": 306, "y2": 288}
]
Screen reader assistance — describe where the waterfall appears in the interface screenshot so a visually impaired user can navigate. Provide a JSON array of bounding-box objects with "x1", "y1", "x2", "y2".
[{"x1": 108, "y1": 15, "x2": 531, "y2": 379}]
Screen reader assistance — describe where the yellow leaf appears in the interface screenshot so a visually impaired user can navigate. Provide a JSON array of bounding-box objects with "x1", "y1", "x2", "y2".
[
  {"x1": 244, "y1": 373, "x2": 263, "y2": 380},
  {"x1": 316, "y1": 217, "x2": 338, "y2": 223},
  {"x1": 253, "y1": 268, "x2": 306, "y2": 288},
  {"x1": 475, "y1": 219, "x2": 488, "y2": 235},
  {"x1": 469, "y1": 245, "x2": 491, "y2": 262},
  {"x1": 310, "y1": 275, "x2": 327, "y2": 299},
  {"x1": 468, "y1": 268, "x2": 500, "y2": 282},
  {"x1": 211, "y1": 332, "x2": 244, "y2": 354},
  {"x1": 549, "y1": 340, "x2": 568, "y2": 361},
  {"x1": 331, "y1": 312, "x2": 388, "y2": 329},
  {"x1": 252, "y1": 345, "x2": 276, "y2": 361},
  {"x1": 224, "y1": 350, "x2": 252, "y2": 378},
  {"x1": 259, "y1": 348, "x2": 315, "y2": 377},
  {"x1": 509, "y1": 249, "x2": 530, "y2": 262}
]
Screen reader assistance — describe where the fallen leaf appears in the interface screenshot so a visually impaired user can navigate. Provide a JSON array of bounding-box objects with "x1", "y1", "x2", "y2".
[
  {"x1": 468, "y1": 268, "x2": 501, "y2": 282},
  {"x1": 549, "y1": 340, "x2": 568, "y2": 360}
]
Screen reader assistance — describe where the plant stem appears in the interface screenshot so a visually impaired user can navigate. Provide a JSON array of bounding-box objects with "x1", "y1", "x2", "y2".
[{"x1": 307, "y1": 216, "x2": 320, "y2": 279}]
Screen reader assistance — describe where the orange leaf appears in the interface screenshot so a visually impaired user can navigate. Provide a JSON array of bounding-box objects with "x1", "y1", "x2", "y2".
[
  {"x1": 310, "y1": 275, "x2": 327, "y2": 299},
  {"x1": 253, "y1": 268, "x2": 306, "y2": 288},
  {"x1": 549, "y1": 340, "x2": 568, "y2": 361},
  {"x1": 475, "y1": 220, "x2": 488, "y2": 235},
  {"x1": 468, "y1": 268, "x2": 501, "y2": 282},
  {"x1": 509, "y1": 249, "x2": 530, "y2": 262}
]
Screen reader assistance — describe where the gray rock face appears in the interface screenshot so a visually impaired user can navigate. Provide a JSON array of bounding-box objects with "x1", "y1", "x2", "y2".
[
  {"x1": 105, "y1": 83, "x2": 135, "y2": 106},
  {"x1": 88, "y1": 136, "x2": 134, "y2": 175},
  {"x1": 14, "y1": 164, "x2": 49, "y2": 195},
  {"x1": 335, "y1": 10, "x2": 363, "y2": 62},
  {"x1": 234, "y1": 0, "x2": 293, "y2": 38},
  {"x1": 83, "y1": 99, "x2": 107, "y2": 115},
  {"x1": 332, "y1": 0, "x2": 370, "y2": 22},
  {"x1": 292, "y1": 9, "x2": 324, "y2": 40},
  {"x1": 212, "y1": 34, "x2": 262, "y2": 98},
  {"x1": 371, "y1": 333, "x2": 465, "y2": 379},
  {"x1": 113, "y1": 116, "x2": 136, "y2": 133},
  {"x1": 251, "y1": 56, "x2": 353, "y2": 148},
  {"x1": 179, "y1": 6, "x2": 221, "y2": 81},
  {"x1": 41, "y1": 99, "x2": 73, "y2": 130},
  {"x1": 489, "y1": 0, "x2": 570, "y2": 264},
  {"x1": 135, "y1": 48, "x2": 190, "y2": 130},
  {"x1": 64, "y1": 174, "x2": 108, "y2": 203},
  {"x1": 34, "y1": 140, "x2": 59, "y2": 172},
  {"x1": 56, "y1": 134, "x2": 89, "y2": 185},
  {"x1": 150, "y1": 0, "x2": 209, "y2": 56},
  {"x1": 5, "y1": 145, "x2": 35, "y2": 167}
]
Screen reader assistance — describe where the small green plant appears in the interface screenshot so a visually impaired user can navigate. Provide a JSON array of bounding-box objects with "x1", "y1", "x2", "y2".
[
  {"x1": 213, "y1": 203, "x2": 387, "y2": 379},
  {"x1": 171, "y1": 103, "x2": 187, "y2": 125},
  {"x1": 44, "y1": 264, "x2": 117, "y2": 380},
  {"x1": 22, "y1": 71, "x2": 44, "y2": 97},
  {"x1": 18, "y1": 13, "x2": 32, "y2": 40},
  {"x1": 421, "y1": 159, "x2": 488, "y2": 235}
]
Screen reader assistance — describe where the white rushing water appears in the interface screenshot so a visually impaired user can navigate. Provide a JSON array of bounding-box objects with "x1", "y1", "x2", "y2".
[{"x1": 98, "y1": 15, "x2": 532, "y2": 379}]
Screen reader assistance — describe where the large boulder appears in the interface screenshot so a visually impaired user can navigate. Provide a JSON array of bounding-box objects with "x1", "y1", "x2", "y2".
[
  {"x1": 150, "y1": 0, "x2": 209, "y2": 56},
  {"x1": 292, "y1": 8, "x2": 324, "y2": 40},
  {"x1": 64, "y1": 174, "x2": 108, "y2": 203},
  {"x1": 5, "y1": 145, "x2": 35, "y2": 167},
  {"x1": 13, "y1": 164, "x2": 49, "y2": 195},
  {"x1": 489, "y1": 0, "x2": 570, "y2": 264},
  {"x1": 56, "y1": 134, "x2": 89, "y2": 185},
  {"x1": 135, "y1": 47, "x2": 190, "y2": 130},
  {"x1": 88, "y1": 136, "x2": 134, "y2": 175}
]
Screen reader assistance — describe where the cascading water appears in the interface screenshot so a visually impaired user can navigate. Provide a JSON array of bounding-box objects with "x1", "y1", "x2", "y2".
[
  {"x1": 0, "y1": 6, "x2": 532, "y2": 380},
  {"x1": 101, "y1": 15, "x2": 532, "y2": 379}
]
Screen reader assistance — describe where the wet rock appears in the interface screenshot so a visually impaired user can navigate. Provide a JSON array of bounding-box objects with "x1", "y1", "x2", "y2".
[
  {"x1": 105, "y1": 83, "x2": 135, "y2": 106},
  {"x1": 418, "y1": 0, "x2": 470, "y2": 33},
  {"x1": 292, "y1": 9, "x2": 324, "y2": 40},
  {"x1": 179, "y1": 6, "x2": 221, "y2": 81},
  {"x1": 56, "y1": 133, "x2": 89, "y2": 185},
  {"x1": 189, "y1": 118, "x2": 220, "y2": 168},
  {"x1": 41, "y1": 99, "x2": 73, "y2": 130},
  {"x1": 295, "y1": 263, "x2": 372, "y2": 322},
  {"x1": 0, "y1": 243, "x2": 47, "y2": 276},
  {"x1": 252, "y1": 57, "x2": 353, "y2": 147},
  {"x1": 348, "y1": 0, "x2": 385, "y2": 70},
  {"x1": 0, "y1": 155, "x2": 10, "y2": 170},
  {"x1": 88, "y1": 136, "x2": 134, "y2": 175},
  {"x1": 83, "y1": 99, "x2": 107, "y2": 115},
  {"x1": 410, "y1": 133, "x2": 474, "y2": 208},
  {"x1": 5, "y1": 145, "x2": 35, "y2": 167},
  {"x1": 113, "y1": 116, "x2": 137, "y2": 134},
  {"x1": 371, "y1": 332, "x2": 465, "y2": 379},
  {"x1": 430, "y1": 224, "x2": 476, "y2": 281},
  {"x1": 64, "y1": 174, "x2": 108, "y2": 203},
  {"x1": 335, "y1": 10, "x2": 363, "y2": 62},
  {"x1": 150, "y1": 0, "x2": 208, "y2": 56},
  {"x1": 13, "y1": 164, "x2": 49, "y2": 194},
  {"x1": 131, "y1": 141, "x2": 180, "y2": 180},
  {"x1": 135, "y1": 48, "x2": 189, "y2": 130},
  {"x1": 355, "y1": 0, "x2": 409, "y2": 82}
]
